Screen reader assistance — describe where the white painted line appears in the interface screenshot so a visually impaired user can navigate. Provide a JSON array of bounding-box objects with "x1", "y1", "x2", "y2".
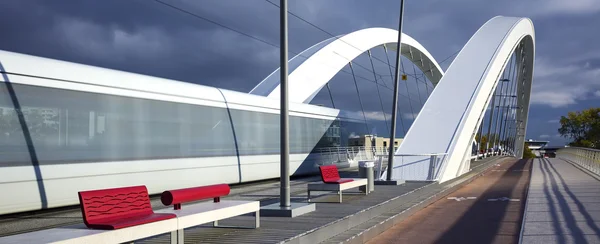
[
  {"x1": 487, "y1": 197, "x2": 520, "y2": 202},
  {"x1": 447, "y1": 197, "x2": 477, "y2": 202}
]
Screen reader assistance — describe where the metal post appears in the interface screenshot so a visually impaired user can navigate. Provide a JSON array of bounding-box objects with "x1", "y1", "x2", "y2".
[
  {"x1": 492, "y1": 79, "x2": 506, "y2": 155},
  {"x1": 485, "y1": 86, "x2": 497, "y2": 157},
  {"x1": 477, "y1": 119, "x2": 484, "y2": 159},
  {"x1": 386, "y1": 0, "x2": 404, "y2": 181},
  {"x1": 496, "y1": 81, "x2": 509, "y2": 154},
  {"x1": 279, "y1": 0, "x2": 290, "y2": 208},
  {"x1": 502, "y1": 58, "x2": 517, "y2": 154}
]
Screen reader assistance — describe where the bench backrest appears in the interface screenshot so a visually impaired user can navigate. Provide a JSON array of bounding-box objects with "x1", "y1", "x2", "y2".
[
  {"x1": 319, "y1": 165, "x2": 341, "y2": 183},
  {"x1": 161, "y1": 184, "x2": 230, "y2": 210},
  {"x1": 78, "y1": 185, "x2": 153, "y2": 225}
]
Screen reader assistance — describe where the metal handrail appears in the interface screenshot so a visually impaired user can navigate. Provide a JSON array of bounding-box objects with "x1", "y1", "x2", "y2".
[
  {"x1": 556, "y1": 147, "x2": 600, "y2": 176},
  {"x1": 374, "y1": 152, "x2": 448, "y2": 181},
  {"x1": 312, "y1": 146, "x2": 390, "y2": 166}
]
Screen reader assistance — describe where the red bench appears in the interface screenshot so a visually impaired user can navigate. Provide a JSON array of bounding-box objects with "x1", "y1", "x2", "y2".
[
  {"x1": 308, "y1": 165, "x2": 368, "y2": 202},
  {"x1": 78, "y1": 185, "x2": 176, "y2": 230},
  {"x1": 2, "y1": 185, "x2": 258, "y2": 244},
  {"x1": 319, "y1": 165, "x2": 354, "y2": 184},
  {"x1": 161, "y1": 183, "x2": 230, "y2": 210},
  {"x1": 158, "y1": 184, "x2": 260, "y2": 243}
]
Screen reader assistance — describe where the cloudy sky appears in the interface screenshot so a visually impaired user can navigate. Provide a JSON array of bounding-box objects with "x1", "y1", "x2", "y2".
[{"x1": 1, "y1": 0, "x2": 599, "y2": 147}]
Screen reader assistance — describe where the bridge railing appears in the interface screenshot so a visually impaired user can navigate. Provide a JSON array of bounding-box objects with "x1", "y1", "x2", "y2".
[
  {"x1": 312, "y1": 146, "x2": 389, "y2": 165},
  {"x1": 556, "y1": 147, "x2": 600, "y2": 176},
  {"x1": 374, "y1": 153, "x2": 448, "y2": 181}
]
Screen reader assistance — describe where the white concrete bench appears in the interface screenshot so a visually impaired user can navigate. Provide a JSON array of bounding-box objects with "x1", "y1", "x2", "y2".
[
  {"x1": 0, "y1": 218, "x2": 178, "y2": 244},
  {"x1": 0, "y1": 201, "x2": 259, "y2": 244},
  {"x1": 307, "y1": 178, "x2": 368, "y2": 203},
  {"x1": 0, "y1": 184, "x2": 259, "y2": 244},
  {"x1": 158, "y1": 200, "x2": 260, "y2": 243}
]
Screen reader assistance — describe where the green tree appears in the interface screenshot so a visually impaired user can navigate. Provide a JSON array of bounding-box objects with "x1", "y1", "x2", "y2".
[
  {"x1": 475, "y1": 133, "x2": 501, "y2": 151},
  {"x1": 523, "y1": 142, "x2": 536, "y2": 159},
  {"x1": 558, "y1": 107, "x2": 600, "y2": 149}
]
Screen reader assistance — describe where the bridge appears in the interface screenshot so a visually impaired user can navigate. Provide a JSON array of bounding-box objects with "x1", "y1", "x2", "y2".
[{"x1": 0, "y1": 11, "x2": 598, "y2": 244}]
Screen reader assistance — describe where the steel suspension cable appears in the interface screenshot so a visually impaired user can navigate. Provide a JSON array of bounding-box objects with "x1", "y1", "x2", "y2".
[
  {"x1": 477, "y1": 117, "x2": 484, "y2": 154},
  {"x1": 497, "y1": 54, "x2": 515, "y2": 152},
  {"x1": 399, "y1": 52, "x2": 416, "y2": 120},
  {"x1": 152, "y1": 0, "x2": 400, "y2": 97},
  {"x1": 383, "y1": 45, "x2": 407, "y2": 134},
  {"x1": 367, "y1": 50, "x2": 391, "y2": 136},
  {"x1": 264, "y1": 0, "x2": 456, "y2": 80},
  {"x1": 491, "y1": 71, "x2": 507, "y2": 152},
  {"x1": 485, "y1": 76, "x2": 499, "y2": 155},
  {"x1": 325, "y1": 83, "x2": 336, "y2": 109},
  {"x1": 510, "y1": 54, "x2": 520, "y2": 154},
  {"x1": 506, "y1": 55, "x2": 518, "y2": 152},
  {"x1": 411, "y1": 62, "x2": 423, "y2": 105},
  {"x1": 349, "y1": 62, "x2": 371, "y2": 133}
]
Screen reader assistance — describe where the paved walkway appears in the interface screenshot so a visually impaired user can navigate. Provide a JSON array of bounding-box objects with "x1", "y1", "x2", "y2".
[
  {"x1": 0, "y1": 156, "x2": 506, "y2": 244},
  {"x1": 521, "y1": 158, "x2": 600, "y2": 244},
  {"x1": 368, "y1": 158, "x2": 531, "y2": 244}
]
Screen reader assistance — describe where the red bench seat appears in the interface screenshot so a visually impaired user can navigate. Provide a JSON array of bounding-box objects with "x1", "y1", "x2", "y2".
[
  {"x1": 78, "y1": 185, "x2": 176, "y2": 230},
  {"x1": 319, "y1": 165, "x2": 354, "y2": 184},
  {"x1": 161, "y1": 184, "x2": 230, "y2": 210}
]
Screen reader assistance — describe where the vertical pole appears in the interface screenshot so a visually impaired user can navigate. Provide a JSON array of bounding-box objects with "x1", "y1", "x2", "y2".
[
  {"x1": 279, "y1": 0, "x2": 290, "y2": 208},
  {"x1": 492, "y1": 80, "x2": 505, "y2": 155},
  {"x1": 485, "y1": 87, "x2": 497, "y2": 157},
  {"x1": 386, "y1": 0, "x2": 404, "y2": 181},
  {"x1": 477, "y1": 119, "x2": 484, "y2": 158},
  {"x1": 502, "y1": 56, "x2": 517, "y2": 154}
]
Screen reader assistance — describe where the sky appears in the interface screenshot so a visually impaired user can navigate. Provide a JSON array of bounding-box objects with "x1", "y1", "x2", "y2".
[{"x1": 1, "y1": 0, "x2": 599, "y2": 147}]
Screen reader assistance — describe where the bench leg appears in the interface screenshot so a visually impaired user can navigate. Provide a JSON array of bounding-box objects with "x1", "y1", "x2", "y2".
[
  {"x1": 170, "y1": 229, "x2": 184, "y2": 244},
  {"x1": 339, "y1": 190, "x2": 342, "y2": 203},
  {"x1": 213, "y1": 220, "x2": 219, "y2": 227},
  {"x1": 307, "y1": 190, "x2": 311, "y2": 202},
  {"x1": 254, "y1": 210, "x2": 260, "y2": 228}
]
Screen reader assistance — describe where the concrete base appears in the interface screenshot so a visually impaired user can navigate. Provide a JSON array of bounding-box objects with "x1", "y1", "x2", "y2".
[
  {"x1": 260, "y1": 202, "x2": 316, "y2": 218},
  {"x1": 374, "y1": 180, "x2": 405, "y2": 185}
]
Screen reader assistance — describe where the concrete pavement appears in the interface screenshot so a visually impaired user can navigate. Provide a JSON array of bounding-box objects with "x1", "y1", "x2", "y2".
[
  {"x1": 520, "y1": 158, "x2": 600, "y2": 244},
  {"x1": 368, "y1": 158, "x2": 531, "y2": 244}
]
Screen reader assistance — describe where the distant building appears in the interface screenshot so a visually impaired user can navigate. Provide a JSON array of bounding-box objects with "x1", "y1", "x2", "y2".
[
  {"x1": 525, "y1": 139, "x2": 549, "y2": 157},
  {"x1": 348, "y1": 134, "x2": 403, "y2": 150}
]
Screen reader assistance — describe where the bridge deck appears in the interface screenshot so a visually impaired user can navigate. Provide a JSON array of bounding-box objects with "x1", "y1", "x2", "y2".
[
  {"x1": 0, "y1": 156, "x2": 505, "y2": 244},
  {"x1": 521, "y1": 158, "x2": 600, "y2": 244},
  {"x1": 367, "y1": 158, "x2": 530, "y2": 244}
]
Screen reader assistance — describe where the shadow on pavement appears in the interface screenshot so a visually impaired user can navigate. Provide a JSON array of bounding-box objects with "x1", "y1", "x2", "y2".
[{"x1": 433, "y1": 159, "x2": 531, "y2": 244}]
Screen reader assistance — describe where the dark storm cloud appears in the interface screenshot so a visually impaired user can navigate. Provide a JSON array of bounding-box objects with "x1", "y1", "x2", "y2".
[{"x1": 1, "y1": 0, "x2": 598, "y2": 145}]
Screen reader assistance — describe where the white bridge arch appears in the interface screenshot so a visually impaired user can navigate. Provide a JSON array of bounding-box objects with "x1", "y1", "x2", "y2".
[
  {"x1": 250, "y1": 27, "x2": 444, "y2": 103},
  {"x1": 252, "y1": 16, "x2": 535, "y2": 183},
  {"x1": 393, "y1": 16, "x2": 534, "y2": 182}
]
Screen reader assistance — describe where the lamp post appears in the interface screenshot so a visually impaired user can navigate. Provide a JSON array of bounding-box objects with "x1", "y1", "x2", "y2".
[
  {"x1": 383, "y1": 0, "x2": 404, "y2": 184},
  {"x1": 260, "y1": 0, "x2": 315, "y2": 217}
]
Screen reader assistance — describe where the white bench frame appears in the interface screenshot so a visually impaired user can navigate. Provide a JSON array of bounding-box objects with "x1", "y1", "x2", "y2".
[
  {"x1": 0, "y1": 218, "x2": 178, "y2": 244},
  {"x1": 307, "y1": 178, "x2": 368, "y2": 203},
  {"x1": 158, "y1": 200, "x2": 260, "y2": 244},
  {"x1": 0, "y1": 200, "x2": 259, "y2": 244}
]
